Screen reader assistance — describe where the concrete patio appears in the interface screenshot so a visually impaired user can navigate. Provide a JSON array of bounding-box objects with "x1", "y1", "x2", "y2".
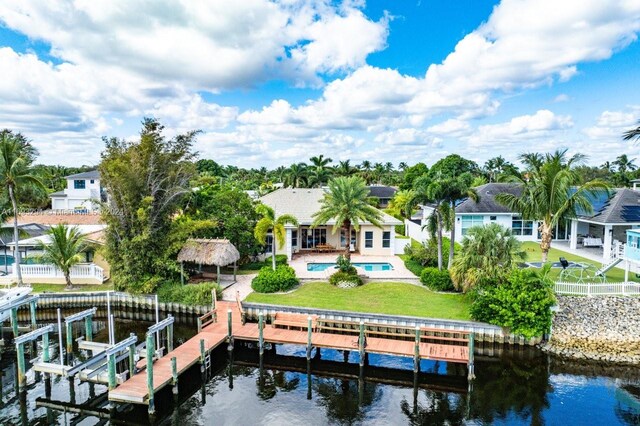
[{"x1": 289, "y1": 253, "x2": 419, "y2": 281}]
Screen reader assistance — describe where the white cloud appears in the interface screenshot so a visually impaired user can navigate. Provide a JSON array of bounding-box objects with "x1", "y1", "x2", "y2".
[
  {"x1": 0, "y1": 0, "x2": 388, "y2": 90},
  {"x1": 465, "y1": 110, "x2": 574, "y2": 148},
  {"x1": 583, "y1": 107, "x2": 640, "y2": 140},
  {"x1": 553, "y1": 94, "x2": 570, "y2": 103}
]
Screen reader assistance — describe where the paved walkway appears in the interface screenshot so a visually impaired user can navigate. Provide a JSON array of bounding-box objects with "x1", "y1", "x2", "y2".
[{"x1": 221, "y1": 273, "x2": 256, "y2": 301}]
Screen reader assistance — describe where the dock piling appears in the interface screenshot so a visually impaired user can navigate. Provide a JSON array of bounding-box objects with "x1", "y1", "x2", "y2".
[
  {"x1": 468, "y1": 332, "x2": 475, "y2": 380},
  {"x1": 107, "y1": 353, "x2": 117, "y2": 390},
  {"x1": 66, "y1": 321, "x2": 73, "y2": 354},
  {"x1": 128, "y1": 333, "x2": 136, "y2": 376},
  {"x1": 146, "y1": 333, "x2": 155, "y2": 415},
  {"x1": 171, "y1": 356, "x2": 178, "y2": 395},
  {"x1": 227, "y1": 309, "x2": 233, "y2": 350},
  {"x1": 16, "y1": 340, "x2": 26, "y2": 388},
  {"x1": 258, "y1": 313, "x2": 264, "y2": 356},
  {"x1": 29, "y1": 300, "x2": 37, "y2": 331},
  {"x1": 85, "y1": 316, "x2": 92, "y2": 342},
  {"x1": 306, "y1": 316, "x2": 312, "y2": 361},
  {"x1": 43, "y1": 331, "x2": 50, "y2": 362},
  {"x1": 358, "y1": 321, "x2": 365, "y2": 367},
  {"x1": 414, "y1": 326, "x2": 421, "y2": 373},
  {"x1": 11, "y1": 307, "x2": 18, "y2": 338}
]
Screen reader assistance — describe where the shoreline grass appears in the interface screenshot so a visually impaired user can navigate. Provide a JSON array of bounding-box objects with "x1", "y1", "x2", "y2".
[{"x1": 246, "y1": 281, "x2": 471, "y2": 320}]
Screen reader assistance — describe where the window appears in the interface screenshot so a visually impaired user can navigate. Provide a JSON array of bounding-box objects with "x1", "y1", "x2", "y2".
[
  {"x1": 382, "y1": 231, "x2": 391, "y2": 248},
  {"x1": 291, "y1": 230, "x2": 298, "y2": 248},
  {"x1": 74, "y1": 180, "x2": 86, "y2": 189},
  {"x1": 461, "y1": 215, "x2": 484, "y2": 235},
  {"x1": 511, "y1": 216, "x2": 534, "y2": 236},
  {"x1": 301, "y1": 227, "x2": 326, "y2": 249},
  {"x1": 265, "y1": 234, "x2": 274, "y2": 253},
  {"x1": 490, "y1": 215, "x2": 497, "y2": 221},
  {"x1": 90, "y1": 179, "x2": 95, "y2": 184},
  {"x1": 340, "y1": 229, "x2": 356, "y2": 247},
  {"x1": 365, "y1": 231, "x2": 374, "y2": 248}
]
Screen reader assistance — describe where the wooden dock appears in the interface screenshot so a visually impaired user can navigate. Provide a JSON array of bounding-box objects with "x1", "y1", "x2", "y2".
[{"x1": 109, "y1": 300, "x2": 471, "y2": 406}]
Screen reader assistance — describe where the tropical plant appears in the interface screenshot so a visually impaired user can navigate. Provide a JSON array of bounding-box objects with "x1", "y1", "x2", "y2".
[
  {"x1": 254, "y1": 204, "x2": 298, "y2": 270},
  {"x1": 420, "y1": 267, "x2": 454, "y2": 292},
  {"x1": 312, "y1": 176, "x2": 382, "y2": 261},
  {"x1": 470, "y1": 266, "x2": 555, "y2": 338},
  {"x1": 496, "y1": 150, "x2": 610, "y2": 262},
  {"x1": 0, "y1": 130, "x2": 44, "y2": 285},
  {"x1": 37, "y1": 224, "x2": 88, "y2": 289},
  {"x1": 623, "y1": 119, "x2": 640, "y2": 144},
  {"x1": 251, "y1": 265, "x2": 298, "y2": 293},
  {"x1": 450, "y1": 223, "x2": 526, "y2": 292},
  {"x1": 335, "y1": 160, "x2": 356, "y2": 177},
  {"x1": 284, "y1": 163, "x2": 308, "y2": 188},
  {"x1": 100, "y1": 118, "x2": 198, "y2": 292},
  {"x1": 612, "y1": 154, "x2": 637, "y2": 174}
]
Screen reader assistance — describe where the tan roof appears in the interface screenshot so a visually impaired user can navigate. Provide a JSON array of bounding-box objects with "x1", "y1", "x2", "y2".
[
  {"x1": 258, "y1": 188, "x2": 402, "y2": 226},
  {"x1": 177, "y1": 238, "x2": 240, "y2": 266},
  {"x1": 11, "y1": 211, "x2": 104, "y2": 226},
  {"x1": 83, "y1": 229, "x2": 106, "y2": 244}
]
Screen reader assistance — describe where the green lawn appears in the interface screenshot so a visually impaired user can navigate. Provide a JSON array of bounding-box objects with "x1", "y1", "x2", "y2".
[
  {"x1": 521, "y1": 242, "x2": 637, "y2": 282},
  {"x1": 30, "y1": 283, "x2": 114, "y2": 293},
  {"x1": 246, "y1": 281, "x2": 471, "y2": 320}
]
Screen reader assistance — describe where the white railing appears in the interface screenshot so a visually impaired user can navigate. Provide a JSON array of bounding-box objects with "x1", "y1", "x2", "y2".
[
  {"x1": 13, "y1": 263, "x2": 104, "y2": 282},
  {"x1": 555, "y1": 281, "x2": 640, "y2": 296}
]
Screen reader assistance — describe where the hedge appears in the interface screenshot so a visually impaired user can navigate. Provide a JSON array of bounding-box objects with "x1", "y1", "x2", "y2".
[
  {"x1": 420, "y1": 267, "x2": 455, "y2": 292},
  {"x1": 251, "y1": 265, "x2": 299, "y2": 293}
]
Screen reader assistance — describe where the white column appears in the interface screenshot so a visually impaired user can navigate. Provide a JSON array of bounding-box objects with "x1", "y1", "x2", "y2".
[
  {"x1": 603, "y1": 225, "x2": 613, "y2": 261},
  {"x1": 285, "y1": 228, "x2": 293, "y2": 261},
  {"x1": 390, "y1": 227, "x2": 396, "y2": 256},
  {"x1": 569, "y1": 220, "x2": 578, "y2": 250},
  {"x1": 625, "y1": 260, "x2": 630, "y2": 282}
]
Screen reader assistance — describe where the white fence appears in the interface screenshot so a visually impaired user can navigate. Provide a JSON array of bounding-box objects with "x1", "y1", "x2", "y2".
[
  {"x1": 554, "y1": 281, "x2": 640, "y2": 296},
  {"x1": 11, "y1": 263, "x2": 105, "y2": 282},
  {"x1": 404, "y1": 219, "x2": 429, "y2": 243}
]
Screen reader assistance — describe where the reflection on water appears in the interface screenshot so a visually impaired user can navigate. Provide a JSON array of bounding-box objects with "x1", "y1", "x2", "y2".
[{"x1": 1, "y1": 315, "x2": 640, "y2": 425}]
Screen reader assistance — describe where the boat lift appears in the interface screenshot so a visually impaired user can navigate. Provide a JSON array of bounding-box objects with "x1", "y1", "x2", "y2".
[
  {"x1": 1, "y1": 294, "x2": 39, "y2": 341},
  {"x1": 14, "y1": 324, "x2": 57, "y2": 387}
]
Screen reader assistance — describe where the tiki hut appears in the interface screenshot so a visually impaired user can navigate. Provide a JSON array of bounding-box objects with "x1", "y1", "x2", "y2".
[{"x1": 177, "y1": 238, "x2": 240, "y2": 285}]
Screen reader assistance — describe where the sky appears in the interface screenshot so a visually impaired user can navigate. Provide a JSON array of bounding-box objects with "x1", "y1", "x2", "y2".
[{"x1": 0, "y1": 0, "x2": 639, "y2": 169}]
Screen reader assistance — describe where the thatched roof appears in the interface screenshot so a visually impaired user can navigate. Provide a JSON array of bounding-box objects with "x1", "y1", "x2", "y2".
[{"x1": 177, "y1": 238, "x2": 240, "y2": 266}]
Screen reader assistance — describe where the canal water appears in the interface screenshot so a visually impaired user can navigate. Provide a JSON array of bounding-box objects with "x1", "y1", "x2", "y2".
[{"x1": 1, "y1": 315, "x2": 640, "y2": 425}]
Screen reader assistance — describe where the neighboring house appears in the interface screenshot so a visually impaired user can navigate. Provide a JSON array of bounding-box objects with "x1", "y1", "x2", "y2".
[
  {"x1": 366, "y1": 185, "x2": 397, "y2": 209},
  {"x1": 1, "y1": 212, "x2": 109, "y2": 284},
  {"x1": 411, "y1": 182, "x2": 640, "y2": 263},
  {"x1": 258, "y1": 188, "x2": 403, "y2": 260},
  {"x1": 50, "y1": 170, "x2": 103, "y2": 211}
]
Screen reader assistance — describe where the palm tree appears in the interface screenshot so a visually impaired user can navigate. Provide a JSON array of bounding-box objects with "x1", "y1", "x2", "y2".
[
  {"x1": 623, "y1": 119, "x2": 640, "y2": 143},
  {"x1": 309, "y1": 155, "x2": 333, "y2": 170},
  {"x1": 254, "y1": 204, "x2": 298, "y2": 270},
  {"x1": 308, "y1": 167, "x2": 332, "y2": 187},
  {"x1": 450, "y1": 223, "x2": 526, "y2": 292},
  {"x1": 38, "y1": 224, "x2": 88, "y2": 289},
  {"x1": 398, "y1": 162, "x2": 408, "y2": 171},
  {"x1": 284, "y1": 163, "x2": 308, "y2": 188},
  {"x1": 483, "y1": 156, "x2": 514, "y2": 182},
  {"x1": 496, "y1": 150, "x2": 610, "y2": 262},
  {"x1": 335, "y1": 160, "x2": 355, "y2": 177},
  {"x1": 441, "y1": 174, "x2": 479, "y2": 269},
  {"x1": 0, "y1": 130, "x2": 44, "y2": 286},
  {"x1": 312, "y1": 176, "x2": 382, "y2": 261},
  {"x1": 612, "y1": 154, "x2": 637, "y2": 174}
]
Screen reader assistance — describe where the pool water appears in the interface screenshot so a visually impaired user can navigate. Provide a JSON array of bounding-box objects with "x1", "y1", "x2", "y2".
[{"x1": 307, "y1": 262, "x2": 394, "y2": 272}]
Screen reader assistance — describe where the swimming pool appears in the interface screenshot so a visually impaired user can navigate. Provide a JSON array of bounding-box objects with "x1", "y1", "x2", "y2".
[{"x1": 307, "y1": 262, "x2": 394, "y2": 272}]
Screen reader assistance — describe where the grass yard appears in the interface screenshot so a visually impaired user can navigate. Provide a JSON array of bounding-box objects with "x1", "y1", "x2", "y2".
[
  {"x1": 30, "y1": 283, "x2": 114, "y2": 293},
  {"x1": 521, "y1": 242, "x2": 637, "y2": 282},
  {"x1": 245, "y1": 281, "x2": 471, "y2": 320}
]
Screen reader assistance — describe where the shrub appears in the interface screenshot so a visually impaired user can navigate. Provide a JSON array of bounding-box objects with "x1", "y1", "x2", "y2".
[
  {"x1": 157, "y1": 282, "x2": 223, "y2": 305},
  {"x1": 470, "y1": 268, "x2": 555, "y2": 339},
  {"x1": 402, "y1": 256, "x2": 425, "y2": 277},
  {"x1": 335, "y1": 254, "x2": 356, "y2": 274},
  {"x1": 240, "y1": 254, "x2": 288, "y2": 271},
  {"x1": 420, "y1": 268, "x2": 455, "y2": 292},
  {"x1": 329, "y1": 271, "x2": 363, "y2": 288},
  {"x1": 251, "y1": 265, "x2": 299, "y2": 293},
  {"x1": 404, "y1": 238, "x2": 459, "y2": 270}
]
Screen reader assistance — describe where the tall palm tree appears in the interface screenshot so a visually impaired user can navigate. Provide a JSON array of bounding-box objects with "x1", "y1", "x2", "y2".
[
  {"x1": 623, "y1": 119, "x2": 640, "y2": 143},
  {"x1": 38, "y1": 224, "x2": 88, "y2": 289},
  {"x1": 254, "y1": 204, "x2": 298, "y2": 270},
  {"x1": 398, "y1": 162, "x2": 408, "y2": 171},
  {"x1": 612, "y1": 154, "x2": 637, "y2": 174},
  {"x1": 284, "y1": 163, "x2": 308, "y2": 188},
  {"x1": 496, "y1": 150, "x2": 610, "y2": 262},
  {"x1": 312, "y1": 176, "x2": 382, "y2": 261},
  {"x1": 335, "y1": 160, "x2": 355, "y2": 177},
  {"x1": 309, "y1": 155, "x2": 333, "y2": 170},
  {"x1": 450, "y1": 223, "x2": 526, "y2": 292},
  {"x1": 0, "y1": 130, "x2": 44, "y2": 286}
]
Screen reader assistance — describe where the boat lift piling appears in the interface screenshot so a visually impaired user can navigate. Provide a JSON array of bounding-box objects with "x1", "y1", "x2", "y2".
[
  {"x1": 64, "y1": 307, "x2": 97, "y2": 354},
  {"x1": 14, "y1": 324, "x2": 54, "y2": 388}
]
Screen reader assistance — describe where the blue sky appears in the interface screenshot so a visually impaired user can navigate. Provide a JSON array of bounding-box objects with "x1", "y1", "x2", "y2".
[{"x1": 0, "y1": 0, "x2": 639, "y2": 168}]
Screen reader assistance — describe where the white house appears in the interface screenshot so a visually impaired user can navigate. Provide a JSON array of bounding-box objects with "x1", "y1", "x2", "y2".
[
  {"x1": 408, "y1": 182, "x2": 640, "y2": 263},
  {"x1": 50, "y1": 170, "x2": 103, "y2": 211},
  {"x1": 258, "y1": 188, "x2": 403, "y2": 260}
]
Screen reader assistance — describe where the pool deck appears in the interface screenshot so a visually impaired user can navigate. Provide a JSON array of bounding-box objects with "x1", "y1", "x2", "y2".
[{"x1": 289, "y1": 254, "x2": 419, "y2": 281}]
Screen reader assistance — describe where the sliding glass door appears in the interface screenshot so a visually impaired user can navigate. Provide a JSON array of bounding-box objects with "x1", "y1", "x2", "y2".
[{"x1": 300, "y1": 227, "x2": 327, "y2": 249}]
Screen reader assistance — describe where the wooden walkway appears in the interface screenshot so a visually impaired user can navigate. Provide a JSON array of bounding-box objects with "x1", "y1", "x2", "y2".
[{"x1": 109, "y1": 301, "x2": 470, "y2": 405}]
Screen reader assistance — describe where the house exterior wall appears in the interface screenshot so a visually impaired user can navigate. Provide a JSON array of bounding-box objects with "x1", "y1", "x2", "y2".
[
  {"x1": 51, "y1": 177, "x2": 102, "y2": 211},
  {"x1": 454, "y1": 213, "x2": 538, "y2": 242},
  {"x1": 357, "y1": 225, "x2": 395, "y2": 256}
]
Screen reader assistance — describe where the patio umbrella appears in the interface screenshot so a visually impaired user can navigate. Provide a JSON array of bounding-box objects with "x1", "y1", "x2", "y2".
[{"x1": 177, "y1": 238, "x2": 240, "y2": 285}]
